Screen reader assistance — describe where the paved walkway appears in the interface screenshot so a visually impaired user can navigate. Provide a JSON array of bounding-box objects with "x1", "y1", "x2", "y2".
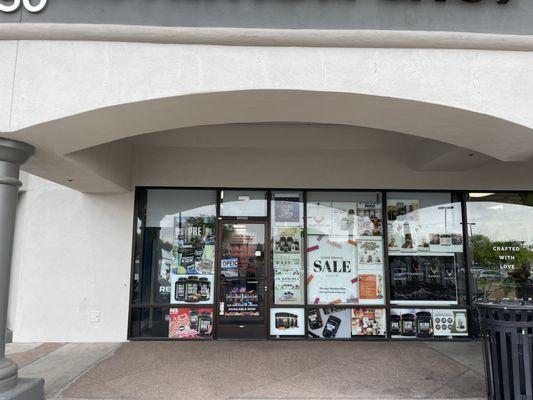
[{"x1": 7, "y1": 340, "x2": 486, "y2": 400}]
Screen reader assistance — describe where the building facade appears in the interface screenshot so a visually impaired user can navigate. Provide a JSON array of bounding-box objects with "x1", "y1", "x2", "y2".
[{"x1": 1, "y1": 0, "x2": 533, "y2": 397}]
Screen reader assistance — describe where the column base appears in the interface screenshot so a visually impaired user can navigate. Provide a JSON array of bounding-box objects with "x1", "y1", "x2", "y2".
[{"x1": 0, "y1": 378, "x2": 43, "y2": 400}]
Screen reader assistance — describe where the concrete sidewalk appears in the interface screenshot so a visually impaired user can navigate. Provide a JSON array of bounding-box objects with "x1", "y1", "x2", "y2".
[{"x1": 5, "y1": 340, "x2": 487, "y2": 400}]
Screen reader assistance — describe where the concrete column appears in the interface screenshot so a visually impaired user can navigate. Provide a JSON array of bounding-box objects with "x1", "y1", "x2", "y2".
[{"x1": 0, "y1": 138, "x2": 43, "y2": 400}]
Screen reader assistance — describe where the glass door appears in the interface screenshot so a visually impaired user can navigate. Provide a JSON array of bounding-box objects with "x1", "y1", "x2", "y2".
[{"x1": 217, "y1": 221, "x2": 268, "y2": 338}]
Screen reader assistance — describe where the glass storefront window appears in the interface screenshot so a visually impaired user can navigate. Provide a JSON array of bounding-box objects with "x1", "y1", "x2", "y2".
[
  {"x1": 220, "y1": 190, "x2": 267, "y2": 217},
  {"x1": 271, "y1": 192, "x2": 304, "y2": 305},
  {"x1": 145, "y1": 190, "x2": 217, "y2": 307},
  {"x1": 467, "y1": 193, "x2": 533, "y2": 302},
  {"x1": 306, "y1": 192, "x2": 384, "y2": 306},
  {"x1": 386, "y1": 192, "x2": 466, "y2": 307}
]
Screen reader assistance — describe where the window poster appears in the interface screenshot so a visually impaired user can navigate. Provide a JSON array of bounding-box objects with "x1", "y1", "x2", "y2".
[
  {"x1": 387, "y1": 200, "x2": 420, "y2": 222},
  {"x1": 352, "y1": 308, "x2": 387, "y2": 336},
  {"x1": 171, "y1": 274, "x2": 215, "y2": 305},
  {"x1": 358, "y1": 239, "x2": 385, "y2": 305},
  {"x1": 432, "y1": 309, "x2": 468, "y2": 337},
  {"x1": 357, "y1": 202, "x2": 383, "y2": 237},
  {"x1": 307, "y1": 235, "x2": 358, "y2": 304},
  {"x1": 390, "y1": 308, "x2": 468, "y2": 338},
  {"x1": 156, "y1": 247, "x2": 172, "y2": 303},
  {"x1": 273, "y1": 226, "x2": 303, "y2": 304},
  {"x1": 358, "y1": 239, "x2": 383, "y2": 266},
  {"x1": 273, "y1": 227, "x2": 301, "y2": 254},
  {"x1": 223, "y1": 283, "x2": 259, "y2": 316},
  {"x1": 307, "y1": 307, "x2": 351, "y2": 339},
  {"x1": 390, "y1": 308, "x2": 433, "y2": 339},
  {"x1": 387, "y1": 200, "x2": 463, "y2": 254},
  {"x1": 273, "y1": 194, "x2": 302, "y2": 225},
  {"x1": 274, "y1": 266, "x2": 302, "y2": 304},
  {"x1": 170, "y1": 218, "x2": 216, "y2": 305},
  {"x1": 168, "y1": 308, "x2": 213, "y2": 339},
  {"x1": 331, "y1": 202, "x2": 357, "y2": 236},
  {"x1": 307, "y1": 202, "x2": 332, "y2": 235},
  {"x1": 270, "y1": 308, "x2": 305, "y2": 336},
  {"x1": 389, "y1": 255, "x2": 458, "y2": 304}
]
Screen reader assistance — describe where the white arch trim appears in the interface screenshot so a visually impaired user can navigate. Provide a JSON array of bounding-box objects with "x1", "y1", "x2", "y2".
[{"x1": 5, "y1": 90, "x2": 533, "y2": 162}]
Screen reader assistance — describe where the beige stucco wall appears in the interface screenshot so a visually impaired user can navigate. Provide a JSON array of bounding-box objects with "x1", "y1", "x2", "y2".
[
  {"x1": 0, "y1": 34, "x2": 532, "y2": 192},
  {"x1": 8, "y1": 173, "x2": 134, "y2": 342}
]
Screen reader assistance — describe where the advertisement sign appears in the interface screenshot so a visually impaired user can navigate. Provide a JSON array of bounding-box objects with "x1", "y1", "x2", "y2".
[
  {"x1": 432, "y1": 309, "x2": 469, "y2": 336},
  {"x1": 307, "y1": 202, "x2": 333, "y2": 235},
  {"x1": 273, "y1": 227, "x2": 301, "y2": 254},
  {"x1": 274, "y1": 267, "x2": 302, "y2": 304},
  {"x1": 270, "y1": 308, "x2": 305, "y2": 336},
  {"x1": 389, "y1": 255, "x2": 458, "y2": 305},
  {"x1": 223, "y1": 285, "x2": 259, "y2": 316},
  {"x1": 273, "y1": 226, "x2": 304, "y2": 304},
  {"x1": 273, "y1": 194, "x2": 302, "y2": 225},
  {"x1": 171, "y1": 274, "x2": 215, "y2": 305},
  {"x1": 307, "y1": 235, "x2": 358, "y2": 304},
  {"x1": 391, "y1": 308, "x2": 468, "y2": 338},
  {"x1": 331, "y1": 202, "x2": 357, "y2": 236},
  {"x1": 390, "y1": 308, "x2": 434, "y2": 339},
  {"x1": 168, "y1": 308, "x2": 213, "y2": 339},
  {"x1": 307, "y1": 308, "x2": 351, "y2": 339},
  {"x1": 357, "y1": 202, "x2": 383, "y2": 237},
  {"x1": 351, "y1": 308, "x2": 387, "y2": 336}
]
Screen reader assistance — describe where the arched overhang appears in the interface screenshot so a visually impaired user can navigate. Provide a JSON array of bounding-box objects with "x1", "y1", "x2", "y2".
[{"x1": 2, "y1": 89, "x2": 533, "y2": 192}]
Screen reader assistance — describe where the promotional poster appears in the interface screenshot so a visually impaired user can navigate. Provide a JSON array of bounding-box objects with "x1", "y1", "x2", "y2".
[
  {"x1": 357, "y1": 202, "x2": 383, "y2": 237},
  {"x1": 387, "y1": 200, "x2": 420, "y2": 222},
  {"x1": 358, "y1": 239, "x2": 383, "y2": 266},
  {"x1": 274, "y1": 267, "x2": 303, "y2": 304},
  {"x1": 331, "y1": 202, "x2": 357, "y2": 236},
  {"x1": 270, "y1": 308, "x2": 305, "y2": 336},
  {"x1": 169, "y1": 219, "x2": 216, "y2": 305},
  {"x1": 307, "y1": 308, "x2": 351, "y2": 339},
  {"x1": 171, "y1": 274, "x2": 215, "y2": 305},
  {"x1": 223, "y1": 284, "x2": 259, "y2": 316},
  {"x1": 432, "y1": 309, "x2": 469, "y2": 336},
  {"x1": 390, "y1": 308, "x2": 468, "y2": 338},
  {"x1": 168, "y1": 308, "x2": 213, "y2": 339},
  {"x1": 390, "y1": 308, "x2": 434, "y2": 339},
  {"x1": 307, "y1": 202, "x2": 333, "y2": 235},
  {"x1": 273, "y1": 226, "x2": 304, "y2": 304},
  {"x1": 306, "y1": 235, "x2": 358, "y2": 304},
  {"x1": 358, "y1": 272, "x2": 385, "y2": 305},
  {"x1": 389, "y1": 255, "x2": 458, "y2": 304},
  {"x1": 273, "y1": 227, "x2": 302, "y2": 254},
  {"x1": 351, "y1": 308, "x2": 387, "y2": 336},
  {"x1": 273, "y1": 194, "x2": 302, "y2": 225}
]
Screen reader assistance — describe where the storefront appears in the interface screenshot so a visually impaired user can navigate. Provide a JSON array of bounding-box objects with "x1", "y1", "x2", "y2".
[{"x1": 129, "y1": 189, "x2": 533, "y2": 340}]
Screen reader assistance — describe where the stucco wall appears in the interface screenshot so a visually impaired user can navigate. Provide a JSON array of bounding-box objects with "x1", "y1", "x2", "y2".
[{"x1": 8, "y1": 173, "x2": 134, "y2": 342}]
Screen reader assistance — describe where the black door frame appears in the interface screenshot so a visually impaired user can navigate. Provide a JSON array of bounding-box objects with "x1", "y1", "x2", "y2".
[{"x1": 215, "y1": 218, "x2": 270, "y2": 339}]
